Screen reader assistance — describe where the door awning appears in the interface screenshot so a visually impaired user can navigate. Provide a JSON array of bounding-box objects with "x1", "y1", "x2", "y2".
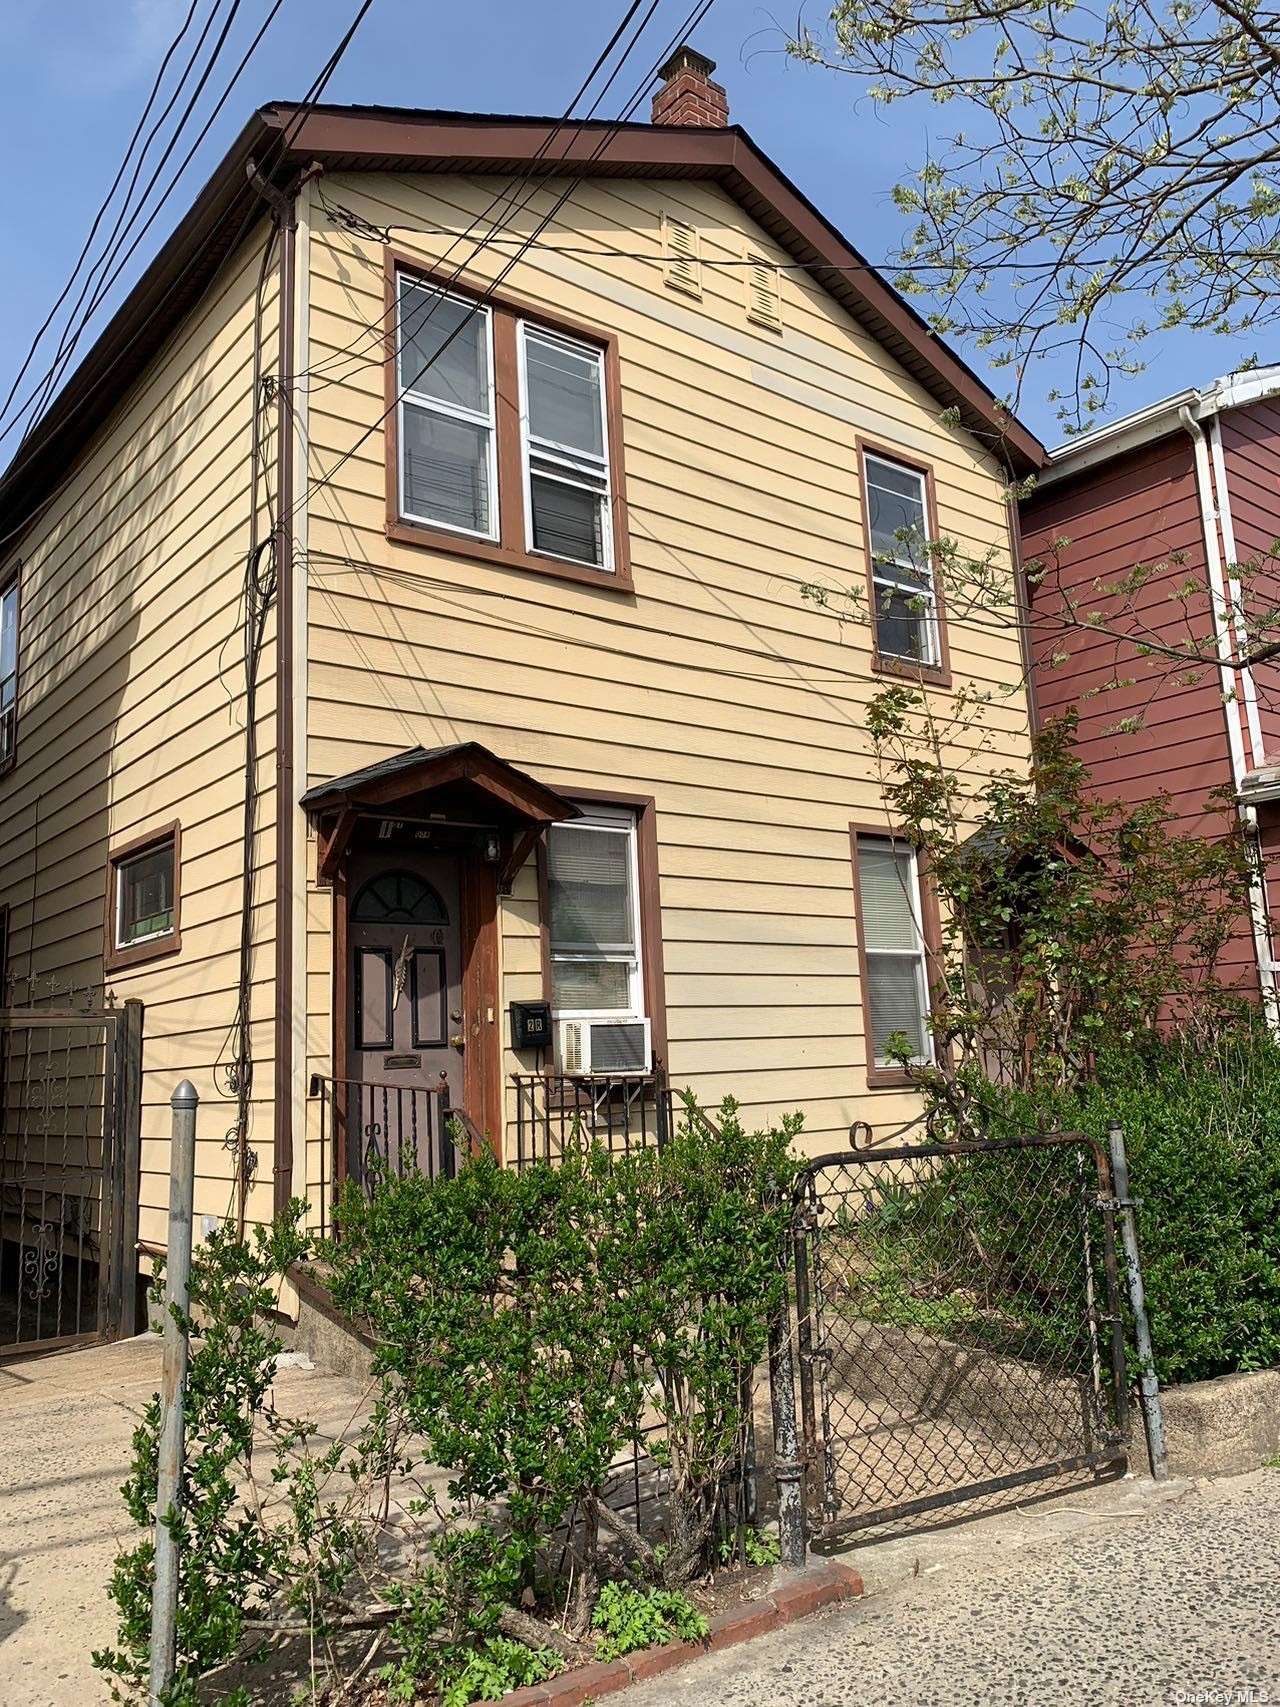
[{"x1": 302, "y1": 742, "x2": 580, "y2": 886}]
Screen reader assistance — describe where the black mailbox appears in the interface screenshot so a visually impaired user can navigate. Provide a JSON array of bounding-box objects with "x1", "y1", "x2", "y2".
[{"x1": 510, "y1": 1000, "x2": 553, "y2": 1051}]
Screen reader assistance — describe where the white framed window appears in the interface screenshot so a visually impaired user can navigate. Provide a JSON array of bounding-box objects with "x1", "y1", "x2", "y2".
[
  {"x1": 0, "y1": 571, "x2": 17, "y2": 768},
  {"x1": 547, "y1": 806, "x2": 642, "y2": 1018},
  {"x1": 396, "y1": 276, "x2": 498, "y2": 540},
  {"x1": 864, "y1": 452, "x2": 939, "y2": 667},
  {"x1": 116, "y1": 839, "x2": 176, "y2": 949},
  {"x1": 855, "y1": 834, "x2": 933, "y2": 1067},
  {"x1": 518, "y1": 323, "x2": 613, "y2": 572}
]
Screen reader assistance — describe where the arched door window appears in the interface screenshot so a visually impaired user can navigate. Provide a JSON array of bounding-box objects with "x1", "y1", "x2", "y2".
[{"x1": 350, "y1": 871, "x2": 449, "y2": 925}]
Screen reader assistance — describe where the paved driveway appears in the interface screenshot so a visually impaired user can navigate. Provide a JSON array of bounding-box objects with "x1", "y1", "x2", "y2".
[
  {"x1": 0, "y1": 1334, "x2": 372, "y2": 1707},
  {"x1": 633, "y1": 1468, "x2": 1280, "y2": 1706}
]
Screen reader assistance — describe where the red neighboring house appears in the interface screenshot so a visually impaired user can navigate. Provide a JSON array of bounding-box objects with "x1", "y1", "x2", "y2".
[{"x1": 1019, "y1": 367, "x2": 1280, "y2": 1019}]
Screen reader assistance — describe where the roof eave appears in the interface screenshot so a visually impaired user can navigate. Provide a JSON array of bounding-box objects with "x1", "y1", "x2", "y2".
[{"x1": 0, "y1": 106, "x2": 1043, "y2": 543}]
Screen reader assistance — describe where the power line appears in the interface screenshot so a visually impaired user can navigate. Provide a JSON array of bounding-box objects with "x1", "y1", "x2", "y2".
[
  {"x1": 290, "y1": 0, "x2": 720, "y2": 530},
  {"x1": 303, "y1": 0, "x2": 667, "y2": 390},
  {"x1": 6, "y1": 0, "x2": 290, "y2": 452},
  {"x1": 0, "y1": 0, "x2": 209, "y2": 433},
  {"x1": 0, "y1": 0, "x2": 720, "y2": 559}
]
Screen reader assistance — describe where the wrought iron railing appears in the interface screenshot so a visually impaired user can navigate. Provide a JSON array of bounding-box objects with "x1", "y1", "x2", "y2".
[
  {"x1": 509, "y1": 1069, "x2": 671, "y2": 1172},
  {"x1": 309, "y1": 1075, "x2": 458, "y2": 1211}
]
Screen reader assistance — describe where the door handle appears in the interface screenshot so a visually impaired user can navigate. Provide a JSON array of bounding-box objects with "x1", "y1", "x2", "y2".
[{"x1": 450, "y1": 1034, "x2": 465, "y2": 1050}]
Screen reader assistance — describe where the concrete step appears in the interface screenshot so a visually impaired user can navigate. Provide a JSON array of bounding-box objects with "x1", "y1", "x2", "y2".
[{"x1": 282, "y1": 1260, "x2": 375, "y2": 1383}]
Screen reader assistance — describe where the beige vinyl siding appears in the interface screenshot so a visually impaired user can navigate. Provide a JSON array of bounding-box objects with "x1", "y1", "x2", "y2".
[
  {"x1": 301, "y1": 171, "x2": 1031, "y2": 1161},
  {"x1": 0, "y1": 221, "x2": 282, "y2": 1248}
]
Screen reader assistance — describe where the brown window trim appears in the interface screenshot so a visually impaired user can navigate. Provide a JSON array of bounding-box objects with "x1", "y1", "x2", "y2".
[
  {"x1": 0, "y1": 560, "x2": 21, "y2": 778},
  {"x1": 536, "y1": 789, "x2": 667, "y2": 1072},
  {"x1": 856, "y1": 437, "x2": 953, "y2": 690},
  {"x1": 849, "y1": 821, "x2": 944, "y2": 1090},
  {"x1": 104, "y1": 820, "x2": 182, "y2": 975},
  {"x1": 384, "y1": 251, "x2": 633, "y2": 593}
]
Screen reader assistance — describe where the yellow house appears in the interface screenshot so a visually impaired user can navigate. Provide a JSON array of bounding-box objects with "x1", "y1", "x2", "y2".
[{"x1": 0, "y1": 51, "x2": 1044, "y2": 1309}]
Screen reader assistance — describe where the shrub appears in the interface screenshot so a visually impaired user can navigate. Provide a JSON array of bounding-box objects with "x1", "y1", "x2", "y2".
[
  {"x1": 327, "y1": 1099, "x2": 798, "y2": 1603},
  {"x1": 930, "y1": 1028, "x2": 1280, "y2": 1385}
]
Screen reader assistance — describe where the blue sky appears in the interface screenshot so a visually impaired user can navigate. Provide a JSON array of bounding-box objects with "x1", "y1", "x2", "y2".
[{"x1": 0, "y1": 0, "x2": 1262, "y2": 452}]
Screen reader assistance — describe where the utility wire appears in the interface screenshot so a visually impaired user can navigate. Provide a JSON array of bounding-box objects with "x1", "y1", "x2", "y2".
[
  {"x1": 303, "y1": 0, "x2": 666, "y2": 390},
  {"x1": 0, "y1": 0, "x2": 208, "y2": 433},
  {"x1": 290, "y1": 0, "x2": 720, "y2": 532},
  {"x1": 7, "y1": 0, "x2": 288, "y2": 451},
  {"x1": 0, "y1": 0, "x2": 719, "y2": 559}
]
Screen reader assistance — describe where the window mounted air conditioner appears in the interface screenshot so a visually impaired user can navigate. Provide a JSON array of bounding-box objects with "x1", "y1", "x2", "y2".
[{"x1": 558, "y1": 1017, "x2": 652, "y2": 1076}]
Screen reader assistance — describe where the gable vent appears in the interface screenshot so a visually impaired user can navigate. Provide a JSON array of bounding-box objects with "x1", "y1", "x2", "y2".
[
  {"x1": 663, "y1": 214, "x2": 702, "y2": 299},
  {"x1": 746, "y1": 253, "x2": 781, "y2": 329}
]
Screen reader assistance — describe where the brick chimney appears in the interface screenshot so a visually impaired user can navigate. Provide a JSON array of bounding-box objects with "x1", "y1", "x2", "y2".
[{"x1": 651, "y1": 46, "x2": 729, "y2": 128}]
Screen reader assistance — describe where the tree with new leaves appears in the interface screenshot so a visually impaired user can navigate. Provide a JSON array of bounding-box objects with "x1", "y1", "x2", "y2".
[{"x1": 789, "y1": 0, "x2": 1280, "y2": 722}]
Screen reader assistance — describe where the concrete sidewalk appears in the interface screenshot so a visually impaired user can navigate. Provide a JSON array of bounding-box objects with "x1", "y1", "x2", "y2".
[
  {"x1": 0, "y1": 1333, "x2": 374, "y2": 1707},
  {"x1": 629, "y1": 1467, "x2": 1280, "y2": 1706}
]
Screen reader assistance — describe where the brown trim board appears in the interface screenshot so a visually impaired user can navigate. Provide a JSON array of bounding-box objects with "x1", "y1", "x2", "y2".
[{"x1": 274, "y1": 192, "x2": 298, "y2": 1215}]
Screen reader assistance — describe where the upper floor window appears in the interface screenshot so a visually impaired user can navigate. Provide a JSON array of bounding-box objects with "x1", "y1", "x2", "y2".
[
  {"x1": 853, "y1": 832, "x2": 933, "y2": 1075},
  {"x1": 0, "y1": 568, "x2": 18, "y2": 770},
  {"x1": 863, "y1": 450, "x2": 941, "y2": 671},
  {"x1": 398, "y1": 284, "x2": 497, "y2": 540},
  {"x1": 105, "y1": 822, "x2": 181, "y2": 973},
  {"x1": 546, "y1": 806, "x2": 642, "y2": 1018},
  {"x1": 391, "y1": 265, "x2": 628, "y2": 587}
]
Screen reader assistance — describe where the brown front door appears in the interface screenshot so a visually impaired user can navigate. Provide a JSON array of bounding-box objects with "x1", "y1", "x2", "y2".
[{"x1": 346, "y1": 853, "x2": 462, "y2": 1182}]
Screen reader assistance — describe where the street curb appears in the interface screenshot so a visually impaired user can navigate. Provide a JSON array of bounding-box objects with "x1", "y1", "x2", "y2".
[{"x1": 502, "y1": 1562, "x2": 864, "y2": 1704}]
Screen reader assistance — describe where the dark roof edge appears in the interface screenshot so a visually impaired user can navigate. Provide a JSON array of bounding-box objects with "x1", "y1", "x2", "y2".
[{"x1": 0, "y1": 105, "x2": 1043, "y2": 541}]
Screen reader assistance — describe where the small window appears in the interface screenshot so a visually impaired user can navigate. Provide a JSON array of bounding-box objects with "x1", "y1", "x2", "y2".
[
  {"x1": 397, "y1": 278, "x2": 497, "y2": 539},
  {"x1": 520, "y1": 325, "x2": 613, "y2": 572},
  {"x1": 107, "y1": 824, "x2": 181, "y2": 970},
  {"x1": 662, "y1": 213, "x2": 702, "y2": 299},
  {"x1": 854, "y1": 834, "x2": 932, "y2": 1069},
  {"x1": 0, "y1": 569, "x2": 18, "y2": 769},
  {"x1": 864, "y1": 452, "x2": 939, "y2": 668},
  {"x1": 745, "y1": 253, "x2": 781, "y2": 329},
  {"x1": 547, "y1": 807, "x2": 642, "y2": 1017}
]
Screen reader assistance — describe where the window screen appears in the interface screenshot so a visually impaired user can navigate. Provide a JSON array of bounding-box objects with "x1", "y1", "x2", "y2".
[
  {"x1": 547, "y1": 810, "x2": 640, "y2": 1016},
  {"x1": 856, "y1": 836, "x2": 931, "y2": 1065},
  {"x1": 117, "y1": 841, "x2": 176, "y2": 948},
  {"x1": 865, "y1": 454, "x2": 938, "y2": 666}
]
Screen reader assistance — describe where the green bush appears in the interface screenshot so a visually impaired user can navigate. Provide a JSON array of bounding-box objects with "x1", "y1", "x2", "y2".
[{"x1": 946, "y1": 1027, "x2": 1280, "y2": 1385}]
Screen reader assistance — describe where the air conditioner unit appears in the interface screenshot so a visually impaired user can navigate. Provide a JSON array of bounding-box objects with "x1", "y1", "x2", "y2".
[{"x1": 558, "y1": 1017, "x2": 652, "y2": 1076}]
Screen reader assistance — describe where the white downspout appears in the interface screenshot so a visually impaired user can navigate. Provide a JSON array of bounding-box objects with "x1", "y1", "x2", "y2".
[
  {"x1": 1207, "y1": 415, "x2": 1266, "y2": 769},
  {"x1": 1180, "y1": 407, "x2": 1279, "y2": 1028}
]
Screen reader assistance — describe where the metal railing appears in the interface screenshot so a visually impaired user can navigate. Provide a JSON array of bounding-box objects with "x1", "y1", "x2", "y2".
[
  {"x1": 510, "y1": 1069, "x2": 671, "y2": 1171},
  {"x1": 309, "y1": 1075, "x2": 458, "y2": 1209}
]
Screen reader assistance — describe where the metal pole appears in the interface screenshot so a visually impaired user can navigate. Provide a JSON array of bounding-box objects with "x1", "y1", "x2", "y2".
[
  {"x1": 149, "y1": 1080, "x2": 198, "y2": 1706},
  {"x1": 768, "y1": 1300, "x2": 807, "y2": 1568},
  {"x1": 1108, "y1": 1122, "x2": 1168, "y2": 1481}
]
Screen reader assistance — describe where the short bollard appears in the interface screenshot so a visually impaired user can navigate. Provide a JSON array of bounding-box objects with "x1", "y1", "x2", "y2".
[{"x1": 149, "y1": 1080, "x2": 198, "y2": 1706}]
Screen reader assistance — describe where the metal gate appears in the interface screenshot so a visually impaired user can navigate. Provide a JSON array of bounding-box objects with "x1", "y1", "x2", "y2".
[
  {"x1": 0, "y1": 993, "x2": 143, "y2": 1356},
  {"x1": 789, "y1": 1131, "x2": 1129, "y2": 1540}
]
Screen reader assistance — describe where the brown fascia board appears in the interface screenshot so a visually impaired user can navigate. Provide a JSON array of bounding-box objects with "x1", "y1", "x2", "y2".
[{"x1": 0, "y1": 105, "x2": 1043, "y2": 541}]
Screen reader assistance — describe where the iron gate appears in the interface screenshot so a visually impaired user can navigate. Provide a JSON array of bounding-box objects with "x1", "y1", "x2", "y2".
[
  {"x1": 788, "y1": 1131, "x2": 1129, "y2": 1540},
  {"x1": 0, "y1": 994, "x2": 143, "y2": 1356}
]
